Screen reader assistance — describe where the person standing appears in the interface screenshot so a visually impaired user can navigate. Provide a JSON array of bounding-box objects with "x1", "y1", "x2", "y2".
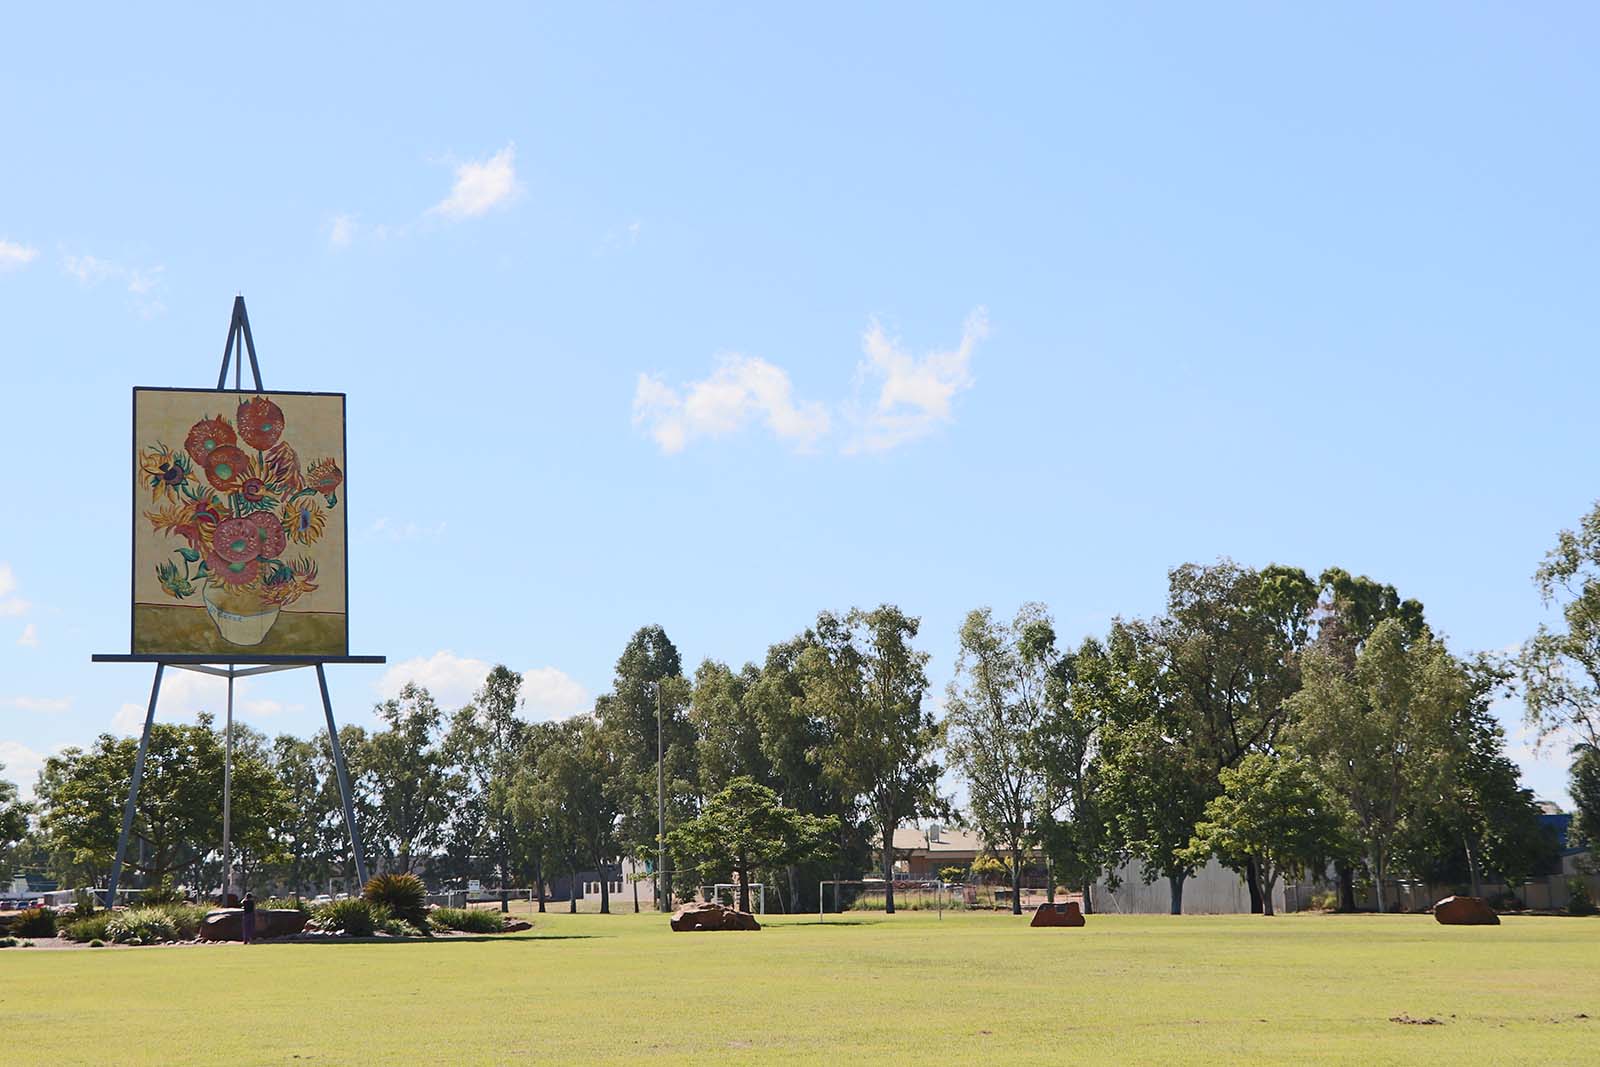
[{"x1": 241, "y1": 892, "x2": 256, "y2": 944}]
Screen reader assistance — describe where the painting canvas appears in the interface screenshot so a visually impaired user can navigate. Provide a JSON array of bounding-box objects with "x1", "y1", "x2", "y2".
[{"x1": 132, "y1": 387, "x2": 348, "y2": 656}]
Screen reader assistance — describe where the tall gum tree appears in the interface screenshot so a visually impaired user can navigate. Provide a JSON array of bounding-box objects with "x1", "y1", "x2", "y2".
[{"x1": 802, "y1": 605, "x2": 944, "y2": 915}]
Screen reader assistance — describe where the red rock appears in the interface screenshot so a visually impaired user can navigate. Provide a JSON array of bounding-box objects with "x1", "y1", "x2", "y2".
[
  {"x1": 669, "y1": 901, "x2": 760, "y2": 932},
  {"x1": 1432, "y1": 895, "x2": 1500, "y2": 926},
  {"x1": 198, "y1": 908, "x2": 309, "y2": 941},
  {"x1": 1030, "y1": 902, "x2": 1086, "y2": 927},
  {"x1": 501, "y1": 919, "x2": 532, "y2": 933}
]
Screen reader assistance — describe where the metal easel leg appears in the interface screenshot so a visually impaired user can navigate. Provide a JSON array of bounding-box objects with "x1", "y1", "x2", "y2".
[
  {"x1": 106, "y1": 664, "x2": 164, "y2": 908},
  {"x1": 317, "y1": 664, "x2": 369, "y2": 889}
]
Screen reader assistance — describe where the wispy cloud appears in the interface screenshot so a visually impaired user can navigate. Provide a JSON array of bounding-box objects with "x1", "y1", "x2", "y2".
[
  {"x1": 369, "y1": 516, "x2": 447, "y2": 541},
  {"x1": 634, "y1": 356, "x2": 831, "y2": 455},
  {"x1": 846, "y1": 307, "x2": 988, "y2": 453},
  {"x1": 634, "y1": 308, "x2": 988, "y2": 456},
  {"x1": 62, "y1": 253, "x2": 166, "y2": 316},
  {"x1": 0, "y1": 239, "x2": 39, "y2": 271},
  {"x1": 0, "y1": 740, "x2": 50, "y2": 800},
  {"x1": 16, "y1": 622, "x2": 38, "y2": 648},
  {"x1": 329, "y1": 214, "x2": 358, "y2": 249},
  {"x1": 378, "y1": 650, "x2": 589, "y2": 720},
  {"x1": 1, "y1": 695, "x2": 69, "y2": 713},
  {"x1": 0, "y1": 562, "x2": 30, "y2": 617},
  {"x1": 430, "y1": 143, "x2": 519, "y2": 220}
]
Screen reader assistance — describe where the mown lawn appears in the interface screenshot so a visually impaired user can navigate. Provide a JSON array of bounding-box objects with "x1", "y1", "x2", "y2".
[{"x1": 4, "y1": 911, "x2": 1597, "y2": 1065}]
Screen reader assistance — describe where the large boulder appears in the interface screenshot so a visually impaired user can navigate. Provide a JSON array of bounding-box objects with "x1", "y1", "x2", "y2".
[
  {"x1": 669, "y1": 901, "x2": 760, "y2": 932},
  {"x1": 1432, "y1": 895, "x2": 1500, "y2": 926},
  {"x1": 198, "y1": 907, "x2": 309, "y2": 941},
  {"x1": 1030, "y1": 901, "x2": 1086, "y2": 927}
]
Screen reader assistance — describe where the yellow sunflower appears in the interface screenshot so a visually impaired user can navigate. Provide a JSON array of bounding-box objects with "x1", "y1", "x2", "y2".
[{"x1": 282, "y1": 497, "x2": 327, "y2": 545}]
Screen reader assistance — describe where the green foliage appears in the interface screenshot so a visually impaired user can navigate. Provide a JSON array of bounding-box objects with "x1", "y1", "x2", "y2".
[
  {"x1": 106, "y1": 907, "x2": 180, "y2": 945},
  {"x1": 88, "y1": 938, "x2": 105, "y2": 947},
  {"x1": 64, "y1": 912, "x2": 114, "y2": 942},
  {"x1": 1521, "y1": 500, "x2": 1600, "y2": 753},
  {"x1": 264, "y1": 897, "x2": 310, "y2": 915},
  {"x1": 1182, "y1": 752, "x2": 1347, "y2": 915},
  {"x1": 0, "y1": 936, "x2": 21, "y2": 948},
  {"x1": 969, "y1": 854, "x2": 1007, "y2": 883},
  {"x1": 367, "y1": 684, "x2": 458, "y2": 875},
  {"x1": 939, "y1": 865, "x2": 967, "y2": 883},
  {"x1": 667, "y1": 776, "x2": 839, "y2": 912},
  {"x1": 1568, "y1": 879, "x2": 1596, "y2": 917},
  {"x1": 363, "y1": 872, "x2": 429, "y2": 929},
  {"x1": 429, "y1": 907, "x2": 506, "y2": 933},
  {"x1": 71, "y1": 889, "x2": 98, "y2": 919},
  {"x1": 1571, "y1": 744, "x2": 1600, "y2": 848},
  {"x1": 0, "y1": 760, "x2": 29, "y2": 883},
  {"x1": 315, "y1": 897, "x2": 386, "y2": 937},
  {"x1": 1308, "y1": 889, "x2": 1339, "y2": 912},
  {"x1": 139, "y1": 875, "x2": 183, "y2": 906},
  {"x1": 13, "y1": 907, "x2": 57, "y2": 937}
]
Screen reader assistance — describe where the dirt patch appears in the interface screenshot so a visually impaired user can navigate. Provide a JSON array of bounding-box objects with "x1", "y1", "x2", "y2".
[{"x1": 1389, "y1": 1013, "x2": 1446, "y2": 1026}]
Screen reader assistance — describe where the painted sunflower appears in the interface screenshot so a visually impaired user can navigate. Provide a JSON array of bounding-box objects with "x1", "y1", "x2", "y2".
[
  {"x1": 282, "y1": 497, "x2": 326, "y2": 545},
  {"x1": 212, "y1": 517, "x2": 261, "y2": 564},
  {"x1": 307, "y1": 457, "x2": 343, "y2": 496},
  {"x1": 139, "y1": 444, "x2": 191, "y2": 501},
  {"x1": 147, "y1": 497, "x2": 222, "y2": 554},
  {"x1": 236, "y1": 395, "x2": 286, "y2": 450},
  {"x1": 262, "y1": 557, "x2": 318, "y2": 606},
  {"x1": 155, "y1": 560, "x2": 195, "y2": 599},
  {"x1": 203, "y1": 445, "x2": 252, "y2": 492},
  {"x1": 248, "y1": 510, "x2": 288, "y2": 560},
  {"x1": 265, "y1": 440, "x2": 304, "y2": 492},
  {"x1": 184, "y1": 416, "x2": 237, "y2": 466},
  {"x1": 205, "y1": 551, "x2": 259, "y2": 587}
]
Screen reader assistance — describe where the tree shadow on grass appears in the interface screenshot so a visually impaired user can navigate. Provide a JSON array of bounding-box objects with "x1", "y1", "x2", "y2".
[{"x1": 257, "y1": 933, "x2": 596, "y2": 947}]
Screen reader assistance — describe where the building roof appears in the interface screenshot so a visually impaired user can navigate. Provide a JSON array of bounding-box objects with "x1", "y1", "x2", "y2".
[{"x1": 884, "y1": 824, "x2": 989, "y2": 855}]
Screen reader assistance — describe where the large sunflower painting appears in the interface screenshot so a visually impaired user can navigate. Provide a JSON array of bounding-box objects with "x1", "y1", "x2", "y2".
[{"x1": 132, "y1": 388, "x2": 348, "y2": 655}]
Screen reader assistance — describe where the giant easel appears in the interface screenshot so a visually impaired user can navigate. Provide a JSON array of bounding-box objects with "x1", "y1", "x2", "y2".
[{"x1": 93, "y1": 296, "x2": 383, "y2": 907}]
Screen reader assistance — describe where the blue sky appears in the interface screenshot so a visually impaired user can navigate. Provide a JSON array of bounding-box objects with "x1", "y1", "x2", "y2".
[{"x1": 2, "y1": 4, "x2": 1595, "y2": 804}]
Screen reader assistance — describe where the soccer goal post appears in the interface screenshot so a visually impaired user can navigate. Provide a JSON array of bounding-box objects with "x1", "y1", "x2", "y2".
[{"x1": 698, "y1": 883, "x2": 765, "y2": 913}]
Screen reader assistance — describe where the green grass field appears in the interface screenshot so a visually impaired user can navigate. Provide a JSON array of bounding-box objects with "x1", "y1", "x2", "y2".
[{"x1": 5, "y1": 911, "x2": 1597, "y2": 1065}]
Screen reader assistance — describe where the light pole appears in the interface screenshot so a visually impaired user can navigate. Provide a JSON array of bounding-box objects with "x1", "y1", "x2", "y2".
[
  {"x1": 656, "y1": 681, "x2": 666, "y2": 912},
  {"x1": 221, "y1": 666, "x2": 234, "y2": 903}
]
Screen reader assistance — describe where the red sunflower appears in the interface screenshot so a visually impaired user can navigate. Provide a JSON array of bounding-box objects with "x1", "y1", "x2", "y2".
[
  {"x1": 248, "y1": 510, "x2": 288, "y2": 560},
  {"x1": 236, "y1": 395, "x2": 286, "y2": 450},
  {"x1": 184, "y1": 416, "x2": 237, "y2": 466},
  {"x1": 204, "y1": 445, "x2": 252, "y2": 492},
  {"x1": 206, "y1": 551, "x2": 260, "y2": 587},
  {"x1": 212, "y1": 517, "x2": 261, "y2": 564},
  {"x1": 308, "y1": 458, "x2": 343, "y2": 495}
]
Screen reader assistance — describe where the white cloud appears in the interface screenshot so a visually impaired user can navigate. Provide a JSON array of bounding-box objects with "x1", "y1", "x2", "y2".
[
  {"x1": 846, "y1": 306, "x2": 988, "y2": 453},
  {"x1": 62, "y1": 253, "x2": 166, "y2": 316},
  {"x1": 378, "y1": 651, "x2": 590, "y2": 720},
  {"x1": 0, "y1": 741, "x2": 48, "y2": 800},
  {"x1": 369, "y1": 516, "x2": 448, "y2": 541},
  {"x1": 329, "y1": 214, "x2": 357, "y2": 249},
  {"x1": 15, "y1": 623, "x2": 37, "y2": 648},
  {"x1": 633, "y1": 356, "x2": 831, "y2": 455},
  {"x1": 0, "y1": 239, "x2": 39, "y2": 271},
  {"x1": 0, "y1": 562, "x2": 29, "y2": 617},
  {"x1": 1, "y1": 695, "x2": 68, "y2": 713},
  {"x1": 108, "y1": 670, "x2": 272, "y2": 734},
  {"x1": 431, "y1": 143, "x2": 519, "y2": 220}
]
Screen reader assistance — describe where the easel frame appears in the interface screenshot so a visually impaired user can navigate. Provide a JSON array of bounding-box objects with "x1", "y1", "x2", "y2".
[{"x1": 93, "y1": 296, "x2": 383, "y2": 907}]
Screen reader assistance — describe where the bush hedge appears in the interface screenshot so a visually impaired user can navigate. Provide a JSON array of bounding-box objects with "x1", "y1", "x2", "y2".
[
  {"x1": 315, "y1": 897, "x2": 387, "y2": 937},
  {"x1": 64, "y1": 912, "x2": 114, "y2": 943},
  {"x1": 429, "y1": 907, "x2": 506, "y2": 933},
  {"x1": 13, "y1": 907, "x2": 57, "y2": 937}
]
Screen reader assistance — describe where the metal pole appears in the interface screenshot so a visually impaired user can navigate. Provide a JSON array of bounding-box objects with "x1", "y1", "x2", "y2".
[
  {"x1": 318, "y1": 664, "x2": 370, "y2": 888},
  {"x1": 107, "y1": 664, "x2": 164, "y2": 908},
  {"x1": 656, "y1": 682, "x2": 665, "y2": 912},
  {"x1": 222, "y1": 666, "x2": 234, "y2": 902}
]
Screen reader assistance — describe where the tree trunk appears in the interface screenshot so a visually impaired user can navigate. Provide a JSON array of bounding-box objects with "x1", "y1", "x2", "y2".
[
  {"x1": 788, "y1": 864, "x2": 800, "y2": 915},
  {"x1": 632, "y1": 868, "x2": 640, "y2": 914},
  {"x1": 738, "y1": 850, "x2": 751, "y2": 913},
  {"x1": 1010, "y1": 849, "x2": 1023, "y2": 915},
  {"x1": 1463, "y1": 834, "x2": 1482, "y2": 899},
  {"x1": 881, "y1": 818, "x2": 896, "y2": 915},
  {"x1": 568, "y1": 869, "x2": 577, "y2": 913},
  {"x1": 1168, "y1": 873, "x2": 1185, "y2": 915},
  {"x1": 1373, "y1": 853, "x2": 1388, "y2": 914},
  {"x1": 499, "y1": 849, "x2": 510, "y2": 913},
  {"x1": 1082, "y1": 879, "x2": 1094, "y2": 915},
  {"x1": 599, "y1": 857, "x2": 611, "y2": 914},
  {"x1": 1337, "y1": 863, "x2": 1356, "y2": 912},
  {"x1": 535, "y1": 859, "x2": 546, "y2": 914},
  {"x1": 1046, "y1": 856, "x2": 1055, "y2": 904},
  {"x1": 1245, "y1": 858, "x2": 1264, "y2": 913},
  {"x1": 1261, "y1": 864, "x2": 1276, "y2": 916}
]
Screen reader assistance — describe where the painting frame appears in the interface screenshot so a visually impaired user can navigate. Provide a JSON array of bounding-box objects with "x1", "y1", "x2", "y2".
[{"x1": 128, "y1": 385, "x2": 350, "y2": 659}]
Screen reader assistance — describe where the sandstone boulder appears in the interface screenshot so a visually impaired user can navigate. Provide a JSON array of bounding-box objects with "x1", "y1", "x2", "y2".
[
  {"x1": 1030, "y1": 901, "x2": 1086, "y2": 927},
  {"x1": 198, "y1": 907, "x2": 309, "y2": 941},
  {"x1": 669, "y1": 901, "x2": 760, "y2": 932},
  {"x1": 501, "y1": 919, "x2": 533, "y2": 933},
  {"x1": 1432, "y1": 895, "x2": 1499, "y2": 926}
]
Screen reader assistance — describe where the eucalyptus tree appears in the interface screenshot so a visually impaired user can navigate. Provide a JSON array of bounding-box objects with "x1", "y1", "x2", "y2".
[
  {"x1": 445, "y1": 665, "x2": 529, "y2": 909},
  {"x1": 0, "y1": 763, "x2": 29, "y2": 883},
  {"x1": 802, "y1": 605, "x2": 944, "y2": 914},
  {"x1": 367, "y1": 683, "x2": 459, "y2": 875},
  {"x1": 269, "y1": 735, "x2": 328, "y2": 895},
  {"x1": 946, "y1": 605, "x2": 1051, "y2": 914},
  {"x1": 1521, "y1": 500, "x2": 1600, "y2": 752}
]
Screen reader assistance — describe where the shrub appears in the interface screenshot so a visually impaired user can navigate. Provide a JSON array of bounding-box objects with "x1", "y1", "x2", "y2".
[
  {"x1": 13, "y1": 907, "x2": 57, "y2": 937},
  {"x1": 264, "y1": 897, "x2": 310, "y2": 915},
  {"x1": 72, "y1": 889, "x2": 100, "y2": 919},
  {"x1": 315, "y1": 897, "x2": 385, "y2": 937},
  {"x1": 139, "y1": 876, "x2": 184, "y2": 906},
  {"x1": 938, "y1": 866, "x2": 967, "y2": 884},
  {"x1": 89, "y1": 939, "x2": 105, "y2": 948},
  {"x1": 1487, "y1": 891, "x2": 1524, "y2": 912},
  {"x1": 0, "y1": 936, "x2": 19, "y2": 948},
  {"x1": 64, "y1": 912, "x2": 114, "y2": 943},
  {"x1": 152, "y1": 903, "x2": 208, "y2": 940},
  {"x1": 378, "y1": 916, "x2": 413, "y2": 936},
  {"x1": 1568, "y1": 878, "x2": 1596, "y2": 917},
  {"x1": 106, "y1": 907, "x2": 179, "y2": 945},
  {"x1": 363, "y1": 873, "x2": 429, "y2": 931},
  {"x1": 430, "y1": 907, "x2": 506, "y2": 933}
]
